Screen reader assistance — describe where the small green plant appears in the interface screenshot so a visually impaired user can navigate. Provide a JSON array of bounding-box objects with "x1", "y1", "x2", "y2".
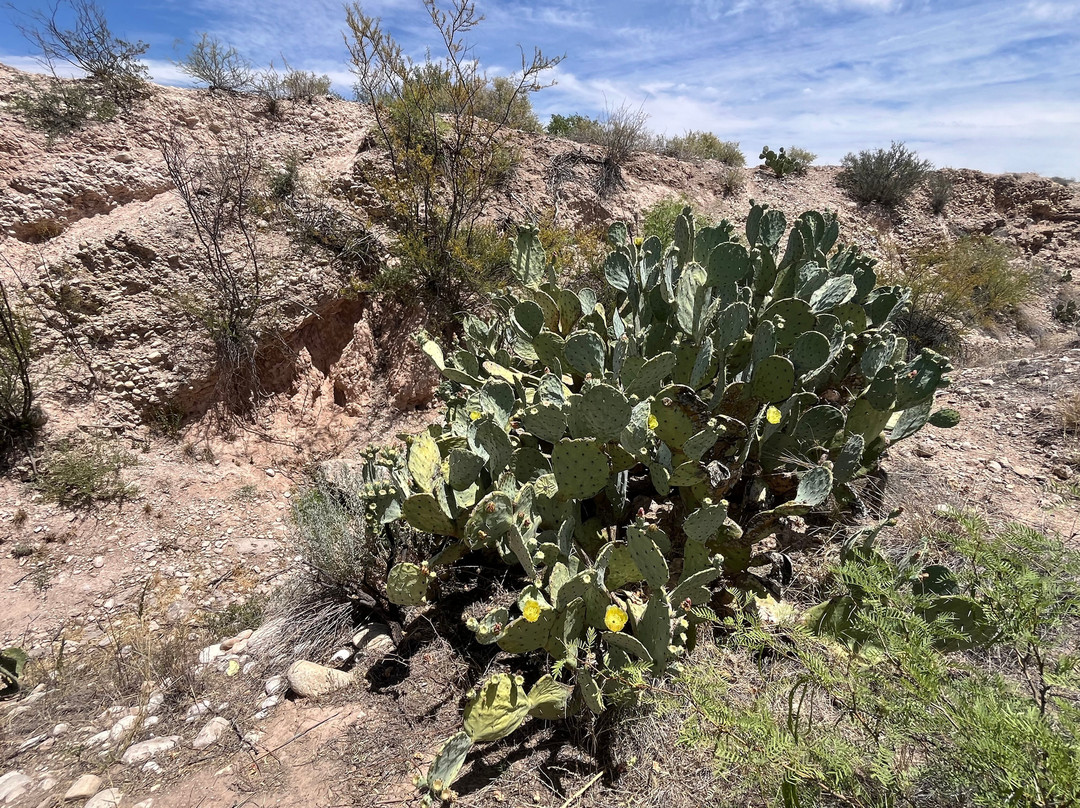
[
  {"x1": 718, "y1": 165, "x2": 745, "y2": 197},
  {"x1": 176, "y1": 33, "x2": 253, "y2": 92},
  {"x1": 661, "y1": 131, "x2": 744, "y2": 166},
  {"x1": 357, "y1": 202, "x2": 955, "y2": 801},
  {"x1": 661, "y1": 515, "x2": 1080, "y2": 808},
  {"x1": 838, "y1": 141, "x2": 932, "y2": 207},
  {"x1": 0, "y1": 278, "x2": 40, "y2": 454},
  {"x1": 1054, "y1": 299, "x2": 1079, "y2": 325},
  {"x1": 891, "y1": 235, "x2": 1032, "y2": 353},
  {"x1": 545, "y1": 113, "x2": 602, "y2": 141},
  {"x1": 0, "y1": 647, "x2": 28, "y2": 700},
  {"x1": 12, "y1": 543, "x2": 34, "y2": 559},
  {"x1": 640, "y1": 196, "x2": 694, "y2": 245},
  {"x1": 10, "y1": 75, "x2": 117, "y2": 139},
  {"x1": 928, "y1": 170, "x2": 953, "y2": 214},
  {"x1": 38, "y1": 437, "x2": 136, "y2": 506},
  {"x1": 759, "y1": 145, "x2": 812, "y2": 177}
]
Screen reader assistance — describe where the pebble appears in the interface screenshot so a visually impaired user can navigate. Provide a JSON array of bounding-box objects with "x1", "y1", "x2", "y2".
[
  {"x1": 264, "y1": 675, "x2": 286, "y2": 696},
  {"x1": 914, "y1": 441, "x2": 937, "y2": 458},
  {"x1": 109, "y1": 714, "x2": 137, "y2": 742},
  {"x1": 120, "y1": 736, "x2": 179, "y2": 765},
  {"x1": 192, "y1": 716, "x2": 230, "y2": 750},
  {"x1": 63, "y1": 774, "x2": 102, "y2": 801},
  {"x1": 92, "y1": 556, "x2": 105, "y2": 569}
]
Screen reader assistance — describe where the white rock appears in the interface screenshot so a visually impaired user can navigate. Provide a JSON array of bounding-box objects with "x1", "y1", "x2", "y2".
[
  {"x1": 191, "y1": 716, "x2": 230, "y2": 750},
  {"x1": 52, "y1": 723, "x2": 70, "y2": 737},
  {"x1": 145, "y1": 692, "x2": 165, "y2": 715},
  {"x1": 329, "y1": 648, "x2": 353, "y2": 667},
  {"x1": 286, "y1": 660, "x2": 355, "y2": 698},
  {"x1": 63, "y1": 774, "x2": 102, "y2": 801},
  {"x1": 184, "y1": 700, "x2": 212, "y2": 723},
  {"x1": 85, "y1": 788, "x2": 124, "y2": 808},
  {"x1": 0, "y1": 772, "x2": 32, "y2": 804},
  {"x1": 120, "y1": 736, "x2": 179, "y2": 765},
  {"x1": 142, "y1": 761, "x2": 162, "y2": 774},
  {"x1": 86, "y1": 731, "x2": 110, "y2": 747},
  {"x1": 351, "y1": 624, "x2": 392, "y2": 649},
  {"x1": 109, "y1": 715, "x2": 138, "y2": 742},
  {"x1": 92, "y1": 556, "x2": 105, "y2": 569},
  {"x1": 264, "y1": 676, "x2": 286, "y2": 696},
  {"x1": 259, "y1": 694, "x2": 281, "y2": 711},
  {"x1": 198, "y1": 644, "x2": 225, "y2": 665}
]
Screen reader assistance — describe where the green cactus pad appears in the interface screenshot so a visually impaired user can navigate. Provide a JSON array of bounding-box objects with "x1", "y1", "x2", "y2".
[
  {"x1": 552, "y1": 439, "x2": 611, "y2": 500},
  {"x1": 604, "y1": 545, "x2": 643, "y2": 590},
  {"x1": 794, "y1": 405, "x2": 845, "y2": 448},
  {"x1": 751, "y1": 355, "x2": 796, "y2": 403},
  {"x1": 512, "y1": 300, "x2": 545, "y2": 340},
  {"x1": 464, "y1": 673, "x2": 531, "y2": 743},
  {"x1": 602, "y1": 631, "x2": 654, "y2": 663},
  {"x1": 890, "y1": 398, "x2": 932, "y2": 443},
  {"x1": 715, "y1": 302, "x2": 751, "y2": 348},
  {"x1": 448, "y1": 448, "x2": 485, "y2": 491},
  {"x1": 577, "y1": 669, "x2": 605, "y2": 713},
  {"x1": 527, "y1": 674, "x2": 572, "y2": 720},
  {"x1": 469, "y1": 606, "x2": 510, "y2": 645},
  {"x1": 669, "y1": 461, "x2": 707, "y2": 487},
  {"x1": 896, "y1": 349, "x2": 952, "y2": 409},
  {"x1": 794, "y1": 465, "x2": 833, "y2": 507},
  {"x1": 675, "y1": 264, "x2": 707, "y2": 335},
  {"x1": 564, "y1": 331, "x2": 605, "y2": 377},
  {"x1": 918, "y1": 596, "x2": 997, "y2": 652},
  {"x1": 628, "y1": 523, "x2": 670, "y2": 589},
  {"x1": 845, "y1": 398, "x2": 892, "y2": 443},
  {"x1": 387, "y1": 562, "x2": 433, "y2": 606},
  {"x1": 521, "y1": 402, "x2": 567, "y2": 444},
  {"x1": 512, "y1": 446, "x2": 551, "y2": 483},
  {"x1": 624, "y1": 351, "x2": 677, "y2": 398},
  {"x1": 580, "y1": 384, "x2": 632, "y2": 442},
  {"x1": 402, "y1": 493, "x2": 458, "y2": 537},
  {"x1": 604, "y1": 250, "x2": 632, "y2": 292},
  {"x1": 865, "y1": 367, "x2": 898, "y2": 411},
  {"x1": 809, "y1": 275, "x2": 857, "y2": 311},
  {"x1": 408, "y1": 431, "x2": 443, "y2": 494},
  {"x1": 929, "y1": 408, "x2": 960, "y2": 428},
  {"x1": 497, "y1": 610, "x2": 555, "y2": 654},
  {"x1": 790, "y1": 330, "x2": 830, "y2": 377},
  {"x1": 682, "y1": 429, "x2": 718, "y2": 461},
  {"x1": 832, "y1": 433, "x2": 865, "y2": 484},
  {"x1": 471, "y1": 420, "x2": 514, "y2": 476},
  {"x1": 831, "y1": 301, "x2": 867, "y2": 333},
  {"x1": 763, "y1": 298, "x2": 815, "y2": 348},
  {"x1": 684, "y1": 500, "x2": 730, "y2": 544},
  {"x1": 637, "y1": 594, "x2": 674, "y2": 673},
  {"x1": 670, "y1": 566, "x2": 722, "y2": 606},
  {"x1": 532, "y1": 331, "x2": 566, "y2": 370},
  {"x1": 650, "y1": 388, "x2": 702, "y2": 449}
]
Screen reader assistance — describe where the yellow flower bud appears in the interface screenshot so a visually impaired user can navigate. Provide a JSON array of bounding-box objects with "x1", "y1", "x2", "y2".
[
  {"x1": 766, "y1": 406, "x2": 782, "y2": 425},
  {"x1": 469, "y1": 411, "x2": 482, "y2": 421},
  {"x1": 605, "y1": 605, "x2": 628, "y2": 632},
  {"x1": 647, "y1": 414, "x2": 659, "y2": 430}
]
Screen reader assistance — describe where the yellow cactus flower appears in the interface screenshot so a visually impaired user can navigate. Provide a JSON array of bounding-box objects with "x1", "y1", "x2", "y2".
[
  {"x1": 522, "y1": 599, "x2": 542, "y2": 623},
  {"x1": 605, "y1": 605, "x2": 628, "y2": 632},
  {"x1": 469, "y1": 411, "x2": 482, "y2": 421},
  {"x1": 647, "y1": 414, "x2": 659, "y2": 430},
  {"x1": 766, "y1": 406, "x2": 782, "y2": 424}
]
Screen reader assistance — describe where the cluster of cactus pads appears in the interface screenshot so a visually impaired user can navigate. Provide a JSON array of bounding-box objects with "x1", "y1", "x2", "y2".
[{"x1": 357, "y1": 203, "x2": 957, "y2": 803}]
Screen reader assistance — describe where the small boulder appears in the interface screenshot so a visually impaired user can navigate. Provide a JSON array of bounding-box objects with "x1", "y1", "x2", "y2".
[
  {"x1": 120, "y1": 736, "x2": 179, "y2": 765},
  {"x1": 286, "y1": 660, "x2": 355, "y2": 698},
  {"x1": 192, "y1": 716, "x2": 230, "y2": 751},
  {"x1": 0, "y1": 772, "x2": 32, "y2": 804},
  {"x1": 63, "y1": 774, "x2": 102, "y2": 801}
]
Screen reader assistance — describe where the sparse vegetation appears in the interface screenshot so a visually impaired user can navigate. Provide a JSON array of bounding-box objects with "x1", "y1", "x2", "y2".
[
  {"x1": 892, "y1": 235, "x2": 1033, "y2": 353},
  {"x1": 9, "y1": 74, "x2": 117, "y2": 139},
  {"x1": 176, "y1": 33, "x2": 253, "y2": 92},
  {"x1": 344, "y1": 0, "x2": 561, "y2": 313},
  {"x1": 928, "y1": 169, "x2": 954, "y2": 213},
  {"x1": 659, "y1": 131, "x2": 744, "y2": 165},
  {"x1": 13, "y1": 0, "x2": 149, "y2": 105},
  {"x1": 655, "y1": 514, "x2": 1080, "y2": 808},
  {"x1": 0, "y1": 278, "x2": 39, "y2": 454},
  {"x1": 839, "y1": 140, "x2": 932, "y2": 207},
  {"x1": 160, "y1": 127, "x2": 273, "y2": 412},
  {"x1": 37, "y1": 436, "x2": 136, "y2": 506}
]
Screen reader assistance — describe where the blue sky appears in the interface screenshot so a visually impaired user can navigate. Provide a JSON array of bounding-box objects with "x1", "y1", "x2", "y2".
[{"x1": 3, "y1": 0, "x2": 1079, "y2": 176}]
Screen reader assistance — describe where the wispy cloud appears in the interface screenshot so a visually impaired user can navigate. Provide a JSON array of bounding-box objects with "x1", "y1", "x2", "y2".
[{"x1": 0, "y1": 0, "x2": 1076, "y2": 175}]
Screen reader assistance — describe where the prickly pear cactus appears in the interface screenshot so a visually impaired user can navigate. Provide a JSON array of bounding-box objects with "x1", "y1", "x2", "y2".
[{"x1": 362, "y1": 206, "x2": 955, "y2": 796}]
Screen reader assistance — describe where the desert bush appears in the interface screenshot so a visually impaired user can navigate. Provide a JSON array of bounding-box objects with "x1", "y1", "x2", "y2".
[
  {"x1": 160, "y1": 128, "x2": 272, "y2": 412},
  {"x1": 177, "y1": 33, "x2": 253, "y2": 92},
  {"x1": 545, "y1": 113, "x2": 602, "y2": 141},
  {"x1": 281, "y1": 68, "x2": 332, "y2": 102},
  {"x1": 759, "y1": 145, "x2": 813, "y2": 177},
  {"x1": 892, "y1": 235, "x2": 1032, "y2": 353},
  {"x1": 13, "y1": 0, "x2": 149, "y2": 104},
  {"x1": 351, "y1": 203, "x2": 956, "y2": 802},
  {"x1": 0, "y1": 279, "x2": 39, "y2": 453},
  {"x1": 928, "y1": 170, "x2": 953, "y2": 214},
  {"x1": 471, "y1": 75, "x2": 542, "y2": 133},
  {"x1": 718, "y1": 164, "x2": 745, "y2": 197},
  {"x1": 661, "y1": 131, "x2": 744, "y2": 166},
  {"x1": 594, "y1": 102, "x2": 651, "y2": 191},
  {"x1": 9, "y1": 74, "x2": 117, "y2": 139},
  {"x1": 38, "y1": 436, "x2": 135, "y2": 506},
  {"x1": 838, "y1": 141, "x2": 932, "y2": 207},
  {"x1": 662, "y1": 514, "x2": 1080, "y2": 808},
  {"x1": 641, "y1": 195, "x2": 692, "y2": 245},
  {"x1": 344, "y1": 0, "x2": 560, "y2": 314}
]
